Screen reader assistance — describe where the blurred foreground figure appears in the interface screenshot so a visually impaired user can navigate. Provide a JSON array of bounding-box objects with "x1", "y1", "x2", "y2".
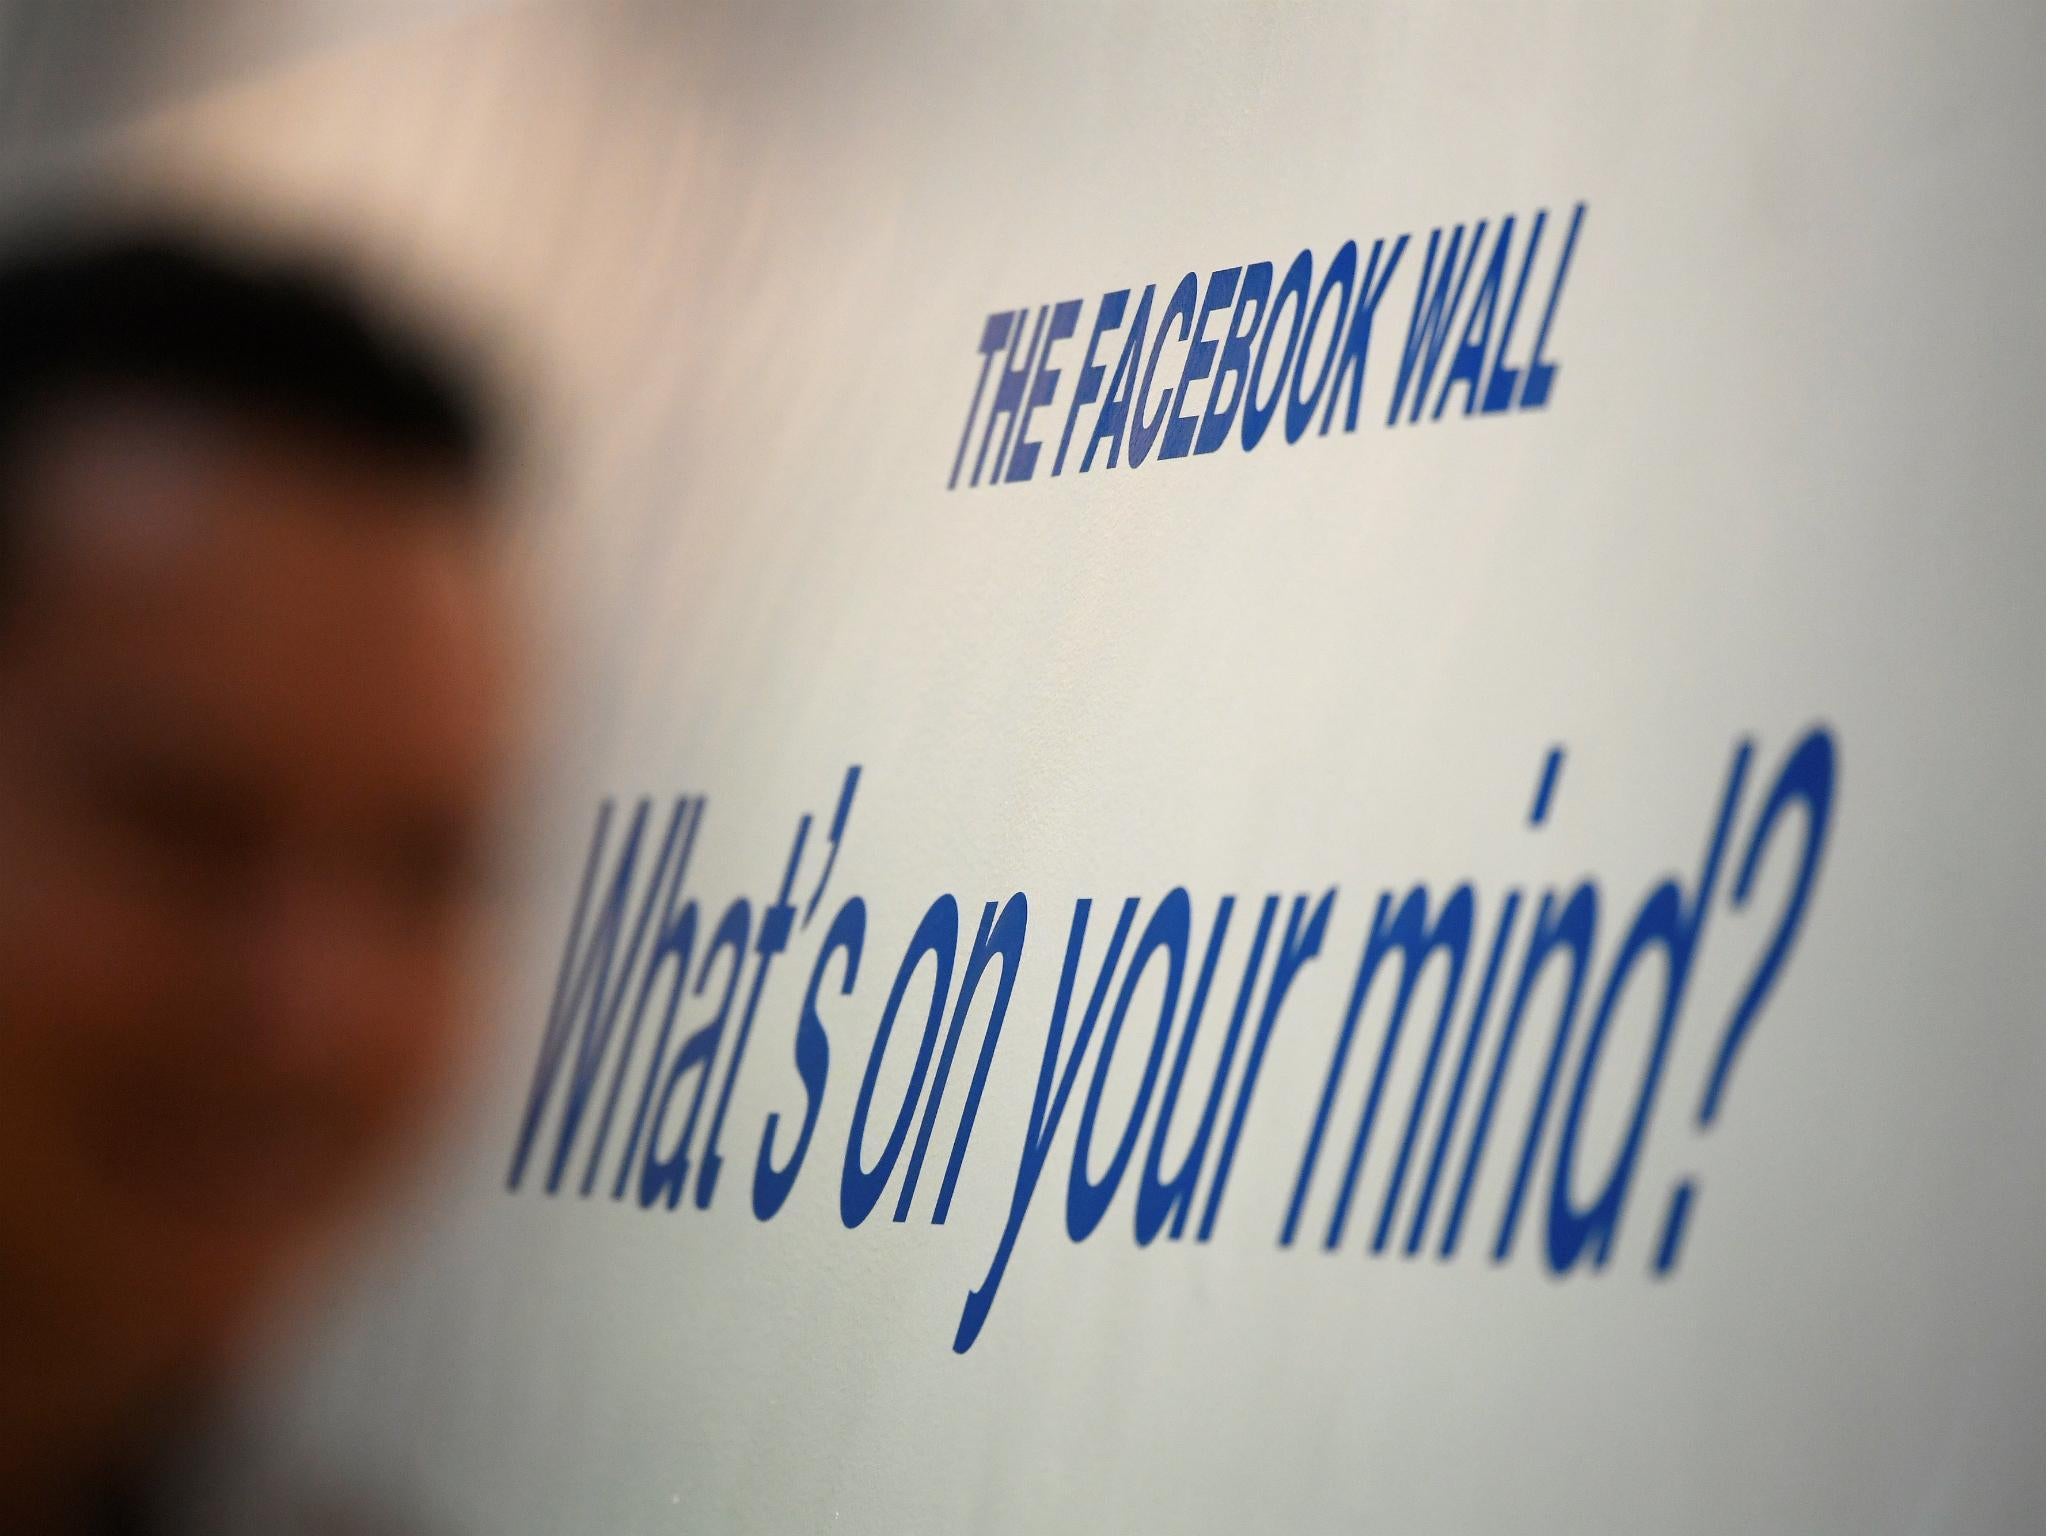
[{"x1": 0, "y1": 225, "x2": 516, "y2": 1532}]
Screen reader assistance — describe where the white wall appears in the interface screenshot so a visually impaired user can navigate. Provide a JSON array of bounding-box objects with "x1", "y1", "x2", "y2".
[{"x1": 12, "y1": 4, "x2": 2043, "y2": 1531}]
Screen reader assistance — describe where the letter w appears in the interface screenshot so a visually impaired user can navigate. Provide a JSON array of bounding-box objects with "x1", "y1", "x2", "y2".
[
  {"x1": 1386, "y1": 223, "x2": 1484, "y2": 425},
  {"x1": 507, "y1": 797, "x2": 686, "y2": 1194}
]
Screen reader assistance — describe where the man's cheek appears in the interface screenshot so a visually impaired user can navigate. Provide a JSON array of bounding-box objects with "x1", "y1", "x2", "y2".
[
  {"x1": 0, "y1": 918, "x2": 153, "y2": 1077},
  {"x1": 340, "y1": 974, "x2": 475, "y2": 1171},
  {"x1": 7, "y1": 855, "x2": 221, "y2": 1046}
]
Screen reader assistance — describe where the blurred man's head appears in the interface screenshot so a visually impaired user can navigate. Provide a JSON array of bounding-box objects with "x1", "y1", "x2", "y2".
[{"x1": 0, "y1": 225, "x2": 516, "y2": 1514}]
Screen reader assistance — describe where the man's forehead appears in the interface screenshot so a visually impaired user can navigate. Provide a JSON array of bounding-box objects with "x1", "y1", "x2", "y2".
[
  {"x1": 0, "y1": 394, "x2": 512, "y2": 759},
  {"x1": 9, "y1": 393, "x2": 492, "y2": 603}
]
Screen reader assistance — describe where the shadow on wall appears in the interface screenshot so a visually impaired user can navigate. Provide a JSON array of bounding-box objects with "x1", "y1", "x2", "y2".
[{"x1": 0, "y1": 0, "x2": 508, "y2": 158}]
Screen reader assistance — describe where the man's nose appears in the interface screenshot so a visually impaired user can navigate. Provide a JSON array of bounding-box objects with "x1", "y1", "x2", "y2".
[{"x1": 239, "y1": 863, "x2": 400, "y2": 1081}]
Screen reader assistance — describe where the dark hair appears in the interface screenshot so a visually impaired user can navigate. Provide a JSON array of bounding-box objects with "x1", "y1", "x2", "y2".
[{"x1": 0, "y1": 221, "x2": 494, "y2": 493}]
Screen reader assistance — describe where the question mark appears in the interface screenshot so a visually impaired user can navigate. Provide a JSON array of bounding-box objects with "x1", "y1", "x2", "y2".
[{"x1": 1654, "y1": 726, "x2": 1837, "y2": 1274}]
